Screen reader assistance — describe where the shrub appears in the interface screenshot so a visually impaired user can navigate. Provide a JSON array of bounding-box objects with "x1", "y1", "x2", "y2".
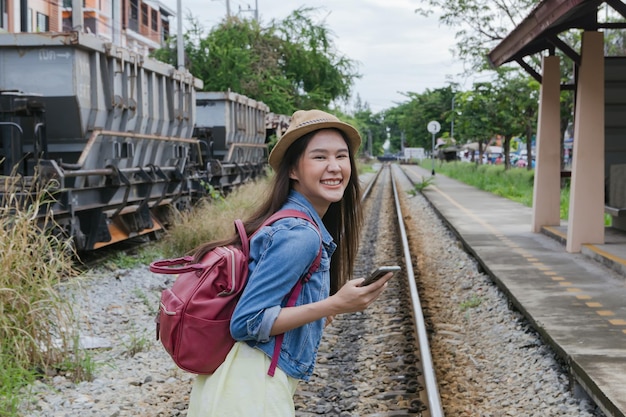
[
  {"x1": 159, "y1": 178, "x2": 271, "y2": 257},
  {"x1": 0, "y1": 175, "x2": 78, "y2": 415}
]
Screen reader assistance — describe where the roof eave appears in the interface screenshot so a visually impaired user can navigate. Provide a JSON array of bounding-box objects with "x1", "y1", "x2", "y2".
[{"x1": 488, "y1": 0, "x2": 592, "y2": 68}]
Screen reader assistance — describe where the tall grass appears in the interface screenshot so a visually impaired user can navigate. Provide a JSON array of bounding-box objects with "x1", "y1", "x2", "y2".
[
  {"x1": 433, "y1": 162, "x2": 616, "y2": 225},
  {"x1": 433, "y1": 162, "x2": 572, "y2": 218},
  {"x1": 0, "y1": 175, "x2": 78, "y2": 416},
  {"x1": 159, "y1": 177, "x2": 271, "y2": 257}
]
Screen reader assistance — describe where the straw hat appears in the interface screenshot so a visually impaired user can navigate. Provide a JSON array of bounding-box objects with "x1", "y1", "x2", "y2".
[{"x1": 268, "y1": 109, "x2": 361, "y2": 171}]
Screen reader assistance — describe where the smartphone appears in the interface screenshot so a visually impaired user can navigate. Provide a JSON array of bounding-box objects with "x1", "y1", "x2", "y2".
[{"x1": 360, "y1": 265, "x2": 401, "y2": 287}]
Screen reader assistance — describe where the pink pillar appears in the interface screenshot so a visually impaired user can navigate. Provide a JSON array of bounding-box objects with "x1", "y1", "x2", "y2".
[
  {"x1": 532, "y1": 55, "x2": 562, "y2": 232},
  {"x1": 567, "y1": 31, "x2": 605, "y2": 253}
]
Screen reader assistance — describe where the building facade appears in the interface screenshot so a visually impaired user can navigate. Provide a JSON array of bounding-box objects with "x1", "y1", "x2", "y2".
[{"x1": 0, "y1": 0, "x2": 172, "y2": 54}]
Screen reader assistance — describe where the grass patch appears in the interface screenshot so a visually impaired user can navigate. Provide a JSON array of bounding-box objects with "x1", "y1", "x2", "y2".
[
  {"x1": 434, "y1": 162, "x2": 614, "y2": 225},
  {"x1": 0, "y1": 175, "x2": 79, "y2": 416},
  {"x1": 460, "y1": 294, "x2": 483, "y2": 310},
  {"x1": 434, "y1": 162, "x2": 562, "y2": 216},
  {"x1": 357, "y1": 159, "x2": 377, "y2": 174},
  {"x1": 103, "y1": 244, "x2": 164, "y2": 270},
  {"x1": 122, "y1": 327, "x2": 151, "y2": 358},
  {"x1": 55, "y1": 334, "x2": 98, "y2": 382},
  {"x1": 409, "y1": 175, "x2": 436, "y2": 195},
  {"x1": 158, "y1": 177, "x2": 271, "y2": 257}
]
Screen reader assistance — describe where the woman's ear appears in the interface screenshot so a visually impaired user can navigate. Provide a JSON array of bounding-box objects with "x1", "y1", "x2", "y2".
[{"x1": 289, "y1": 167, "x2": 299, "y2": 181}]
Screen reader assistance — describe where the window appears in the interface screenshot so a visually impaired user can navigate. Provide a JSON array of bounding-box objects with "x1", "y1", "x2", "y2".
[
  {"x1": 0, "y1": 0, "x2": 6, "y2": 30},
  {"x1": 151, "y1": 9, "x2": 157, "y2": 31},
  {"x1": 141, "y1": 3, "x2": 148, "y2": 26},
  {"x1": 130, "y1": 0, "x2": 138, "y2": 21},
  {"x1": 129, "y1": 0, "x2": 138, "y2": 31},
  {"x1": 28, "y1": 8, "x2": 33, "y2": 31},
  {"x1": 161, "y1": 19, "x2": 169, "y2": 42},
  {"x1": 36, "y1": 12, "x2": 49, "y2": 32}
]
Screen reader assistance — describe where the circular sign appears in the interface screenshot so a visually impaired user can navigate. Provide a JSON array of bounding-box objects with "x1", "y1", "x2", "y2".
[{"x1": 427, "y1": 121, "x2": 441, "y2": 134}]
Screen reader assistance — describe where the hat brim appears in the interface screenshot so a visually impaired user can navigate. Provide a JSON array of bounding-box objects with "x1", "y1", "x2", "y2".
[{"x1": 269, "y1": 121, "x2": 361, "y2": 171}]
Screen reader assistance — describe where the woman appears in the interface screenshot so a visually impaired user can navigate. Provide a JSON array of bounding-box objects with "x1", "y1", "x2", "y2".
[{"x1": 187, "y1": 109, "x2": 392, "y2": 416}]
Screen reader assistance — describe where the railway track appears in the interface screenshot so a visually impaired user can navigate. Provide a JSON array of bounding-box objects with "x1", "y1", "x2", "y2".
[
  {"x1": 294, "y1": 163, "x2": 443, "y2": 416},
  {"x1": 20, "y1": 163, "x2": 608, "y2": 416}
]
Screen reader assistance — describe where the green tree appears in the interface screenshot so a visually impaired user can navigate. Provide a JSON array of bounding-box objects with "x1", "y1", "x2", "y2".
[
  {"x1": 454, "y1": 82, "x2": 499, "y2": 163},
  {"x1": 492, "y1": 70, "x2": 540, "y2": 170},
  {"x1": 386, "y1": 86, "x2": 456, "y2": 152},
  {"x1": 152, "y1": 8, "x2": 359, "y2": 115},
  {"x1": 415, "y1": 0, "x2": 539, "y2": 70}
]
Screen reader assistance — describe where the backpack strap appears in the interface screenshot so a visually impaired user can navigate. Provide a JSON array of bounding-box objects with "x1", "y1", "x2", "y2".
[
  {"x1": 150, "y1": 220, "x2": 250, "y2": 274},
  {"x1": 258, "y1": 209, "x2": 324, "y2": 377}
]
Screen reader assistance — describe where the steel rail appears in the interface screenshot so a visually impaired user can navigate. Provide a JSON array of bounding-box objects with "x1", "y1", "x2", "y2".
[{"x1": 390, "y1": 164, "x2": 445, "y2": 417}]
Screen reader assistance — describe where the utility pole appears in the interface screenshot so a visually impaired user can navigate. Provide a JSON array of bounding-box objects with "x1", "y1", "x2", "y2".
[
  {"x1": 451, "y1": 95, "x2": 455, "y2": 141},
  {"x1": 177, "y1": 0, "x2": 184, "y2": 69},
  {"x1": 239, "y1": 1, "x2": 259, "y2": 21},
  {"x1": 212, "y1": 0, "x2": 231, "y2": 18}
]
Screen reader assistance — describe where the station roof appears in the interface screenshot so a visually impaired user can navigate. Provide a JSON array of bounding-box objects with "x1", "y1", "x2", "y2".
[{"x1": 487, "y1": 0, "x2": 625, "y2": 69}]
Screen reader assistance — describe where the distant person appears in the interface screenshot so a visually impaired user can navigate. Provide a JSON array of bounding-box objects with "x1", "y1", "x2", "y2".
[{"x1": 186, "y1": 109, "x2": 393, "y2": 417}]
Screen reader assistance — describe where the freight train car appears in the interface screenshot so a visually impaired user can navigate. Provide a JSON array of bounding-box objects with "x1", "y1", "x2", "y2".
[
  {"x1": 194, "y1": 91, "x2": 269, "y2": 190},
  {"x1": 0, "y1": 31, "x2": 204, "y2": 251}
]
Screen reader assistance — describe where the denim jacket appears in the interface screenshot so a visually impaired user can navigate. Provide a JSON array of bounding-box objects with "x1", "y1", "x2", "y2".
[{"x1": 230, "y1": 190, "x2": 336, "y2": 381}]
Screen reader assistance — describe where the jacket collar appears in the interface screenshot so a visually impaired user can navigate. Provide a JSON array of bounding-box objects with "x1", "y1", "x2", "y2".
[{"x1": 285, "y1": 190, "x2": 335, "y2": 247}]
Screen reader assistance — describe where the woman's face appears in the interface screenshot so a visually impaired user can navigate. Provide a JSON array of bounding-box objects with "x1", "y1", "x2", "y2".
[{"x1": 289, "y1": 129, "x2": 352, "y2": 216}]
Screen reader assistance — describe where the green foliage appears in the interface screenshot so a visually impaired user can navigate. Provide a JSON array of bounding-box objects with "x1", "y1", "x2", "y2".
[
  {"x1": 153, "y1": 8, "x2": 359, "y2": 114},
  {"x1": 415, "y1": 0, "x2": 539, "y2": 70},
  {"x1": 56, "y1": 335, "x2": 98, "y2": 382},
  {"x1": 104, "y1": 245, "x2": 164, "y2": 270},
  {"x1": 122, "y1": 327, "x2": 151, "y2": 358},
  {"x1": 460, "y1": 294, "x2": 483, "y2": 310},
  {"x1": 159, "y1": 179, "x2": 269, "y2": 257},
  {"x1": 0, "y1": 176, "x2": 78, "y2": 415},
  {"x1": 200, "y1": 180, "x2": 225, "y2": 201},
  {"x1": 409, "y1": 176, "x2": 436, "y2": 195},
  {"x1": 0, "y1": 353, "x2": 36, "y2": 417},
  {"x1": 436, "y1": 162, "x2": 539, "y2": 207}
]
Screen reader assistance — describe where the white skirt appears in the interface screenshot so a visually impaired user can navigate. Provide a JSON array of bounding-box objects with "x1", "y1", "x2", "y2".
[{"x1": 187, "y1": 342, "x2": 299, "y2": 417}]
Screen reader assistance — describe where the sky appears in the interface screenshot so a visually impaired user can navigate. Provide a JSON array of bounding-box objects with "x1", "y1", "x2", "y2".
[{"x1": 161, "y1": 0, "x2": 470, "y2": 113}]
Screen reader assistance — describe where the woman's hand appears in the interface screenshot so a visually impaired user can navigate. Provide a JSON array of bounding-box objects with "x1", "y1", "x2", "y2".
[
  {"x1": 328, "y1": 272, "x2": 393, "y2": 314},
  {"x1": 271, "y1": 272, "x2": 392, "y2": 335}
]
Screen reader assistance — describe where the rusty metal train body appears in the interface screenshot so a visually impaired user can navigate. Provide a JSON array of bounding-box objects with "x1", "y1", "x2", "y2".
[{"x1": 0, "y1": 32, "x2": 278, "y2": 251}]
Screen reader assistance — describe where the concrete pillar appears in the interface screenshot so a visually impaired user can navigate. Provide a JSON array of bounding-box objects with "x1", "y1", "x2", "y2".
[
  {"x1": 532, "y1": 55, "x2": 562, "y2": 232},
  {"x1": 566, "y1": 31, "x2": 605, "y2": 253}
]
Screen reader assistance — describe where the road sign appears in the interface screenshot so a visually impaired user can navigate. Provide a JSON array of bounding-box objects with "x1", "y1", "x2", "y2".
[
  {"x1": 427, "y1": 121, "x2": 441, "y2": 134},
  {"x1": 427, "y1": 121, "x2": 440, "y2": 176}
]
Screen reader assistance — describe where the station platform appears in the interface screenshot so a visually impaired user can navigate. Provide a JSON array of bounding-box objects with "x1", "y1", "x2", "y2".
[{"x1": 400, "y1": 164, "x2": 626, "y2": 417}]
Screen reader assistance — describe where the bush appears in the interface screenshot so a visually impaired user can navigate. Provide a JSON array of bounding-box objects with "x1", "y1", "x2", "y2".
[
  {"x1": 0, "y1": 176, "x2": 78, "y2": 416},
  {"x1": 434, "y1": 162, "x2": 567, "y2": 217},
  {"x1": 159, "y1": 178, "x2": 271, "y2": 257}
]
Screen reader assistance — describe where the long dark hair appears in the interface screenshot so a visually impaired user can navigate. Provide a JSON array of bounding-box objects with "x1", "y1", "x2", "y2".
[{"x1": 192, "y1": 128, "x2": 362, "y2": 294}]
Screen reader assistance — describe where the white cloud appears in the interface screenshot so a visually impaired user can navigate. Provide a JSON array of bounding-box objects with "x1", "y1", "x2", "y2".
[{"x1": 163, "y1": 0, "x2": 468, "y2": 112}]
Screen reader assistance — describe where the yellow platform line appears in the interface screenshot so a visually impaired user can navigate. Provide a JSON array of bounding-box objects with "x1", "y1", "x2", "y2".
[
  {"x1": 543, "y1": 226, "x2": 567, "y2": 240},
  {"x1": 427, "y1": 178, "x2": 626, "y2": 334},
  {"x1": 583, "y1": 244, "x2": 626, "y2": 267}
]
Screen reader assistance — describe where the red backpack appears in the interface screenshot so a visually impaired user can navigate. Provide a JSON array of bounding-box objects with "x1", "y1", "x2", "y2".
[{"x1": 149, "y1": 210, "x2": 322, "y2": 376}]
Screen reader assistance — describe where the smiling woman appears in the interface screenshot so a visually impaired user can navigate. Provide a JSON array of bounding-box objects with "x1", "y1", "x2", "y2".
[
  {"x1": 288, "y1": 129, "x2": 352, "y2": 214},
  {"x1": 185, "y1": 109, "x2": 394, "y2": 417}
]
